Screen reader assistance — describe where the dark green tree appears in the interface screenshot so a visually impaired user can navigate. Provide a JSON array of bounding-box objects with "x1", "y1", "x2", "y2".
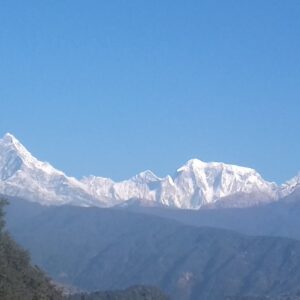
[{"x1": 0, "y1": 198, "x2": 64, "y2": 300}]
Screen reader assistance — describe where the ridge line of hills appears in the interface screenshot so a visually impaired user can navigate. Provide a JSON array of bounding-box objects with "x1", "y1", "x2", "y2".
[
  {"x1": 0, "y1": 133, "x2": 299, "y2": 209},
  {"x1": 5, "y1": 197, "x2": 300, "y2": 300}
]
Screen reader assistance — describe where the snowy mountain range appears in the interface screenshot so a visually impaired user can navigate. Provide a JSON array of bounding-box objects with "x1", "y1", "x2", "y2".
[{"x1": 0, "y1": 133, "x2": 299, "y2": 209}]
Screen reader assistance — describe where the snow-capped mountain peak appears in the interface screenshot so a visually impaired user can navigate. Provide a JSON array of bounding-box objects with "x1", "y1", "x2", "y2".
[
  {"x1": 132, "y1": 170, "x2": 161, "y2": 183},
  {"x1": 177, "y1": 158, "x2": 206, "y2": 171},
  {"x1": 286, "y1": 173, "x2": 300, "y2": 186},
  {"x1": 0, "y1": 133, "x2": 298, "y2": 209},
  {"x1": 0, "y1": 133, "x2": 64, "y2": 177},
  {"x1": 279, "y1": 173, "x2": 300, "y2": 197},
  {"x1": 1, "y1": 132, "x2": 33, "y2": 165},
  {"x1": 3, "y1": 132, "x2": 20, "y2": 144},
  {"x1": 0, "y1": 133, "x2": 101, "y2": 206},
  {"x1": 168, "y1": 159, "x2": 278, "y2": 208},
  {"x1": 177, "y1": 158, "x2": 256, "y2": 174}
]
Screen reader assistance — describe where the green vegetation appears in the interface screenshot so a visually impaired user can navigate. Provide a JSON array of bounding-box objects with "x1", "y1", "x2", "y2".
[{"x1": 0, "y1": 199, "x2": 64, "y2": 300}]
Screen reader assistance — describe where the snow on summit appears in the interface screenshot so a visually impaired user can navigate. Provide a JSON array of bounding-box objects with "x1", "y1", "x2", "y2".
[
  {"x1": 1, "y1": 133, "x2": 64, "y2": 176},
  {"x1": 0, "y1": 133, "x2": 297, "y2": 209},
  {"x1": 0, "y1": 133, "x2": 100, "y2": 206}
]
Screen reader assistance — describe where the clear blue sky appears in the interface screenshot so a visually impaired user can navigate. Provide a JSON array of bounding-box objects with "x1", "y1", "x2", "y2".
[{"x1": 0, "y1": 0, "x2": 299, "y2": 184}]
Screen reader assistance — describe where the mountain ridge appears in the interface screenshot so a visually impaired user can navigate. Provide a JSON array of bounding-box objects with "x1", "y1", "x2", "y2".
[{"x1": 0, "y1": 133, "x2": 298, "y2": 209}]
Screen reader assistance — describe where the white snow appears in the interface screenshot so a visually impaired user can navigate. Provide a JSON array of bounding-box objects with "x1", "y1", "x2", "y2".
[
  {"x1": 279, "y1": 173, "x2": 300, "y2": 198},
  {"x1": 0, "y1": 133, "x2": 298, "y2": 209}
]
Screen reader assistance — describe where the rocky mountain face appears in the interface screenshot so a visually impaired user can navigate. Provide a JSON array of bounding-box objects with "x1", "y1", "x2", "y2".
[
  {"x1": 0, "y1": 133, "x2": 102, "y2": 207},
  {"x1": 0, "y1": 133, "x2": 298, "y2": 209}
]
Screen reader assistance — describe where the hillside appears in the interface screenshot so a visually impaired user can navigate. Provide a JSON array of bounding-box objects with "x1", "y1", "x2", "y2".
[
  {"x1": 0, "y1": 199, "x2": 64, "y2": 300},
  {"x1": 6, "y1": 198, "x2": 300, "y2": 300},
  {"x1": 129, "y1": 191, "x2": 300, "y2": 241},
  {"x1": 0, "y1": 198, "x2": 170, "y2": 300},
  {"x1": 68, "y1": 286, "x2": 169, "y2": 300}
]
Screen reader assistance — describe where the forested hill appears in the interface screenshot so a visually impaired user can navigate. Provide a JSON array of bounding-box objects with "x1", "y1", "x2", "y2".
[
  {"x1": 0, "y1": 199, "x2": 169, "y2": 300},
  {"x1": 0, "y1": 199, "x2": 63, "y2": 300}
]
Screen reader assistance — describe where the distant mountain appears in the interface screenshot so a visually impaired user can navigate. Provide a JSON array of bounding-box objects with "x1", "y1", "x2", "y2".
[
  {"x1": 6, "y1": 199, "x2": 300, "y2": 300},
  {"x1": 281, "y1": 183, "x2": 300, "y2": 203},
  {"x1": 0, "y1": 133, "x2": 103, "y2": 207},
  {"x1": 279, "y1": 174, "x2": 300, "y2": 198},
  {"x1": 127, "y1": 190, "x2": 300, "y2": 242},
  {"x1": 0, "y1": 133, "x2": 298, "y2": 209},
  {"x1": 82, "y1": 159, "x2": 279, "y2": 209}
]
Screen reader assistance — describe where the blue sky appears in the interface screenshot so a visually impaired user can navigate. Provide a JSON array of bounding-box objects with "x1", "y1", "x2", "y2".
[{"x1": 0, "y1": 0, "x2": 299, "y2": 183}]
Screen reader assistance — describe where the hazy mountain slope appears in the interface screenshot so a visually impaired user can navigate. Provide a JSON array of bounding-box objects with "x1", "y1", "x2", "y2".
[
  {"x1": 0, "y1": 199, "x2": 168, "y2": 300},
  {"x1": 226, "y1": 296, "x2": 300, "y2": 300},
  {"x1": 0, "y1": 200, "x2": 64, "y2": 300},
  {"x1": 6, "y1": 200, "x2": 300, "y2": 300},
  {"x1": 1, "y1": 133, "x2": 298, "y2": 209},
  {"x1": 68, "y1": 286, "x2": 169, "y2": 300},
  {"x1": 129, "y1": 190, "x2": 300, "y2": 241}
]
